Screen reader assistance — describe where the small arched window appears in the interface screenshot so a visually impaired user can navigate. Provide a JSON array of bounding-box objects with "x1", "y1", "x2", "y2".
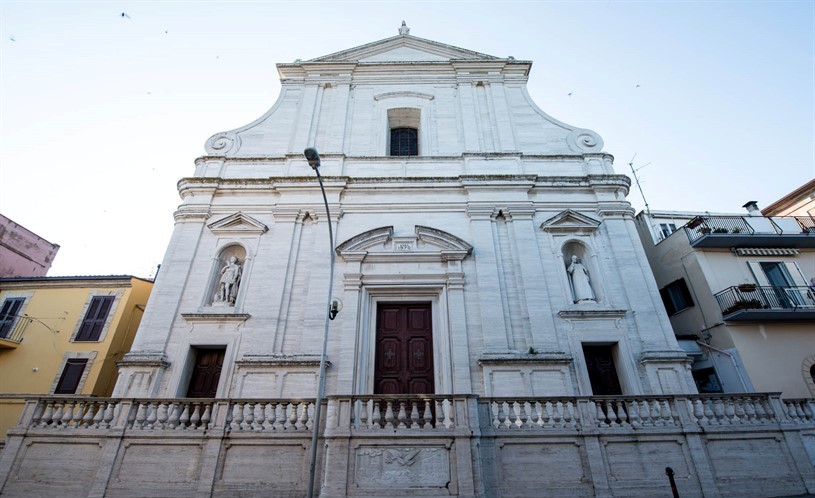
[{"x1": 390, "y1": 127, "x2": 418, "y2": 156}]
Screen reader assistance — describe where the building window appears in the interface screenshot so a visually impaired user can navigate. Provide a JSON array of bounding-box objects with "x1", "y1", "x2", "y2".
[
  {"x1": 659, "y1": 278, "x2": 694, "y2": 316},
  {"x1": 54, "y1": 358, "x2": 88, "y2": 394},
  {"x1": 659, "y1": 223, "x2": 677, "y2": 239},
  {"x1": 75, "y1": 296, "x2": 115, "y2": 341},
  {"x1": 0, "y1": 297, "x2": 25, "y2": 339},
  {"x1": 390, "y1": 127, "x2": 418, "y2": 156}
]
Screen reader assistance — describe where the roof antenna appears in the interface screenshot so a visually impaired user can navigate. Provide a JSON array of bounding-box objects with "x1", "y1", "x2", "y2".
[{"x1": 628, "y1": 153, "x2": 652, "y2": 215}]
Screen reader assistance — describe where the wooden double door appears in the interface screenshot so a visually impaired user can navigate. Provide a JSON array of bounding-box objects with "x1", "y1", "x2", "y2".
[{"x1": 374, "y1": 302, "x2": 434, "y2": 395}]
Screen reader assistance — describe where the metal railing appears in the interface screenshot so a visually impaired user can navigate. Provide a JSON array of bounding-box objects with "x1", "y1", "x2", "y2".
[
  {"x1": 683, "y1": 215, "x2": 815, "y2": 243},
  {"x1": 715, "y1": 285, "x2": 815, "y2": 315},
  {"x1": 0, "y1": 316, "x2": 31, "y2": 343}
]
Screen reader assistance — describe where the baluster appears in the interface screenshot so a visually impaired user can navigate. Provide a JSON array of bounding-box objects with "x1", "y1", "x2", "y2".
[
  {"x1": 442, "y1": 399, "x2": 454, "y2": 429},
  {"x1": 167, "y1": 403, "x2": 180, "y2": 429},
  {"x1": 384, "y1": 401, "x2": 395, "y2": 429},
  {"x1": 263, "y1": 403, "x2": 275, "y2": 430},
  {"x1": 51, "y1": 402, "x2": 65, "y2": 427},
  {"x1": 494, "y1": 402, "x2": 506, "y2": 429},
  {"x1": 693, "y1": 399, "x2": 706, "y2": 425},
  {"x1": 253, "y1": 403, "x2": 265, "y2": 430},
  {"x1": 529, "y1": 402, "x2": 541, "y2": 428},
  {"x1": 357, "y1": 399, "x2": 369, "y2": 429},
  {"x1": 66, "y1": 401, "x2": 80, "y2": 428},
  {"x1": 61, "y1": 401, "x2": 75, "y2": 428},
  {"x1": 503, "y1": 401, "x2": 515, "y2": 429},
  {"x1": 660, "y1": 399, "x2": 674, "y2": 425},
  {"x1": 794, "y1": 402, "x2": 807, "y2": 421},
  {"x1": 410, "y1": 401, "x2": 420, "y2": 429},
  {"x1": 274, "y1": 403, "x2": 286, "y2": 430},
  {"x1": 133, "y1": 402, "x2": 147, "y2": 430},
  {"x1": 713, "y1": 399, "x2": 726, "y2": 424},
  {"x1": 306, "y1": 403, "x2": 315, "y2": 431},
  {"x1": 102, "y1": 402, "x2": 116, "y2": 429},
  {"x1": 724, "y1": 399, "x2": 737, "y2": 424},
  {"x1": 637, "y1": 400, "x2": 651, "y2": 426},
  {"x1": 39, "y1": 402, "x2": 54, "y2": 427},
  {"x1": 190, "y1": 403, "x2": 202, "y2": 429},
  {"x1": 753, "y1": 398, "x2": 768, "y2": 423},
  {"x1": 541, "y1": 401, "x2": 552, "y2": 428},
  {"x1": 397, "y1": 399, "x2": 408, "y2": 429},
  {"x1": 155, "y1": 402, "x2": 168, "y2": 429},
  {"x1": 564, "y1": 401, "x2": 576, "y2": 428},
  {"x1": 606, "y1": 401, "x2": 619, "y2": 426},
  {"x1": 179, "y1": 403, "x2": 191, "y2": 429},
  {"x1": 201, "y1": 403, "x2": 212, "y2": 430},
  {"x1": 595, "y1": 402, "x2": 607, "y2": 427},
  {"x1": 371, "y1": 402, "x2": 382, "y2": 429},
  {"x1": 617, "y1": 401, "x2": 628, "y2": 426},
  {"x1": 146, "y1": 402, "x2": 158, "y2": 429},
  {"x1": 229, "y1": 402, "x2": 242, "y2": 430},
  {"x1": 422, "y1": 399, "x2": 433, "y2": 429},
  {"x1": 627, "y1": 400, "x2": 641, "y2": 427},
  {"x1": 551, "y1": 402, "x2": 562, "y2": 428},
  {"x1": 292, "y1": 403, "x2": 303, "y2": 430},
  {"x1": 241, "y1": 403, "x2": 253, "y2": 431},
  {"x1": 82, "y1": 402, "x2": 96, "y2": 428},
  {"x1": 703, "y1": 399, "x2": 716, "y2": 425},
  {"x1": 742, "y1": 397, "x2": 756, "y2": 423},
  {"x1": 517, "y1": 402, "x2": 530, "y2": 429},
  {"x1": 286, "y1": 403, "x2": 297, "y2": 430},
  {"x1": 733, "y1": 398, "x2": 746, "y2": 423}
]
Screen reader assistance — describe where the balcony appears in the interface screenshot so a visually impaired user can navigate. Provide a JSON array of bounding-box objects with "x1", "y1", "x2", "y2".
[
  {"x1": 0, "y1": 317, "x2": 30, "y2": 349},
  {"x1": 715, "y1": 285, "x2": 815, "y2": 321},
  {"x1": 683, "y1": 215, "x2": 815, "y2": 248}
]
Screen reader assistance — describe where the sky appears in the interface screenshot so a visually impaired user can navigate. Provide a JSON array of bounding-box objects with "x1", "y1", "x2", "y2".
[{"x1": 1, "y1": 1, "x2": 813, "y2": 278}]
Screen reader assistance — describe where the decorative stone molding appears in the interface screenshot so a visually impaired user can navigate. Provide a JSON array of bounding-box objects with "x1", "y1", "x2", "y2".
[
  {"x1": 181, "y1": 313, "x2": 251, "y2": 323},
  {"x1": 117, "y1": 351, "x2": 171, "y2": 369},
  {"x1": 374, "y1": 91, "x2": 434, "y2": 101},
  {"x1": 236, "y1": 354, "x2": 325, "y2": 368},
  {"x1": 477, "y1": 352, "x2": 573, "y2": 366},
  {"x1": 336, "y1": 225, "x2": 472, "y2": 262},
  {"x1": 207, "y1": 212, "x2": 268, "y2": 235},
  {"x1": 639, "y1": 350, "x2": 693, "y2": 365},
  {"x1": 541, "y1": 210, "x2": 602, "y2": 234},
  {"x1": 558, "y1": 309, "x2": 626, "y2": 319}
]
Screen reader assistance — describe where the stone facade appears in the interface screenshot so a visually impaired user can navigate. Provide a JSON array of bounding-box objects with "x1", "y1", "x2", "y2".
[{"x1": 1, "y1": 26, "x2": 813, "y2": 498}]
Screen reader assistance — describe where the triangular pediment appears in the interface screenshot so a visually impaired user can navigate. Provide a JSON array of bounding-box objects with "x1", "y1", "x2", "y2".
[
  {"x1": 207, "y1": 212, "x2": 268, "y2": 235},
  {"x1": 541, "y1": 210, "x2": 601, "y2": 233},
  {"x1": 309, "y1": 34, "x2": 499, "y2": 63}
]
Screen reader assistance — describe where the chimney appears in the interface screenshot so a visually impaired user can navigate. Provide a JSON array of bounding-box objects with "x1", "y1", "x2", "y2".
[{"x1": 742, "y1": 201, "x2": 763, "y2": 217}]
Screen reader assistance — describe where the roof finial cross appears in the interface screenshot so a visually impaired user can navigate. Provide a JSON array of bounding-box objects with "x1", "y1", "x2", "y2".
[{"x1": 398, "y1": 21, "x2": 410, "y2": 35}]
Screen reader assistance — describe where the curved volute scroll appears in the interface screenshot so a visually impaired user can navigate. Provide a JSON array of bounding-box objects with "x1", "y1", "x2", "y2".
[
  {"x1": 335, "y1": 226, "x2": 394, "y2": 256},
  {"x1": 566, "y1": 128, "x2": 604, "y2": 154},
  {"x1": 204, "y1": 132, "x2": 240, "y2": 156},
  {"x1": 335, "y1": 225, "x2": 473, "y2": 262}
]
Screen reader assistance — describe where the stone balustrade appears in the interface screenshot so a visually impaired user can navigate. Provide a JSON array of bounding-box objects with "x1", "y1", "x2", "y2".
[
  {"x1": 348, "y1": 395, "x2": 455, "y2": 430},
  {"x1": 22, "y1": 397, "x2": 315, "y2": 432}
]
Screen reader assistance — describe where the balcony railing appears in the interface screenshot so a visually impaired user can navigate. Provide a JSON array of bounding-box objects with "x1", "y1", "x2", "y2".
[
  {"x1": 715, "y1": 285, "x2": 815, "y2": 320},
  {"x1": 0, "y1": 316, "x2": 31, "y2": 347},
  {"x1": 683, "y1": 215, "x2": 815, "y2": 247}
]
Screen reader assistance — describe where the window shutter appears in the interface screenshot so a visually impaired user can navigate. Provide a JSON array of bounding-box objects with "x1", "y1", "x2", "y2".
[
  {"x1": 746, "y1": 261, "x2": 770, "y2": 286},
  {"x1": 75, "y1": 296, "x2": 115, "y2": 341},
  {"x1": 54, "y1": 359, "x2": 88, "y2": 394},
  {"x1": 0, "y1": 298, "x2": 24, "y2": 338}
]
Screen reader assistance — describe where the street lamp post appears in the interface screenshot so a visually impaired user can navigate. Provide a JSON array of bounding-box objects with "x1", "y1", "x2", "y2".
[{"x1": 303, "y1": 147, "x2": 335, "y2": 498}]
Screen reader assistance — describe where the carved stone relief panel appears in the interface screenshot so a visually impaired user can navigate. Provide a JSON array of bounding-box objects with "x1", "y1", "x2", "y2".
[{"x1": 353, "y1": 446, "x2": 450, "y2": 488}]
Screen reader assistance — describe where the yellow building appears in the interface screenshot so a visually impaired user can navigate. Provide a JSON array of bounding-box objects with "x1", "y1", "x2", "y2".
[{"x1": 0, "y1": 276, "x2": 152, "y2": 447}]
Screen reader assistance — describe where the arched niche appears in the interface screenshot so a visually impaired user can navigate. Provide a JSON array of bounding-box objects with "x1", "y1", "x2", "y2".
[
  {"x1": 561, "y1": 240, "x2": 602, "y2": 304},
  {"x1": 208, "y1": 244, "x2": 247, "y2": 307}
]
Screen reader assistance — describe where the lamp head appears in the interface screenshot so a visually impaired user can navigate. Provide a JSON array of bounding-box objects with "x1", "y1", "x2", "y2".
[{"x1": 303, "y1": 148, "x2": 321, "y2": 170}]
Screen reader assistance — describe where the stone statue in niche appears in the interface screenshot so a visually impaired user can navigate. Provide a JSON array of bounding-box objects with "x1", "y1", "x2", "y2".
[
  {"x1": 215, "y1": 256, "x2": 242, "y2": 306},
  {"x1": 567, "y1": 255, "x2": 595, "y2": 303}
]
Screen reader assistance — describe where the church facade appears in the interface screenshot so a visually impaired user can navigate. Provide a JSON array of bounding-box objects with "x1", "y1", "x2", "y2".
[{"x1": 1, "y1": 25, "x2": 813, "y2": 498}]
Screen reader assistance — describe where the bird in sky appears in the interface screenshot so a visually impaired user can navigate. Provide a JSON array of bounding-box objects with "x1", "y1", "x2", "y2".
[
  {"x1": 567, "y1": 92, "x2": 573, "y2": 96},
  {"x1": 121, "y1": 12, "x2": 131, "y2": 19},
  {"x1": 635, "y1": 84, "x2": 641, "y2": 88}
]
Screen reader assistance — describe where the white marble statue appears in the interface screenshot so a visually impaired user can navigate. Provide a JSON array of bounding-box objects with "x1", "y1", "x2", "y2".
[
  {"x1": 567, "y1": 255, "x2": 595, "y2": 303},
  {"x1": 216, "y1": 256, "x2": 242, "y2": 305}
]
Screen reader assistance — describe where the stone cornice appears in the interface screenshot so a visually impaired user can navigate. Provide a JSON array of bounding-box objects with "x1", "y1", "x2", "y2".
[
  {"x1": 181, "y1": 313, "x2": 251, "y2": 323},
  {"x1": 478, "y1": 352, "x2": 573, "y2": 365}
]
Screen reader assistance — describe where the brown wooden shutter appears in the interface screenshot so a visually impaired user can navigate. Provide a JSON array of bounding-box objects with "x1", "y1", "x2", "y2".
[
  {"x1": 76, "y1": 296, "x2": 115, "y2": 341},
  {"x1": 54, "y1": 358, "x2": 88, "y2": 394}
]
